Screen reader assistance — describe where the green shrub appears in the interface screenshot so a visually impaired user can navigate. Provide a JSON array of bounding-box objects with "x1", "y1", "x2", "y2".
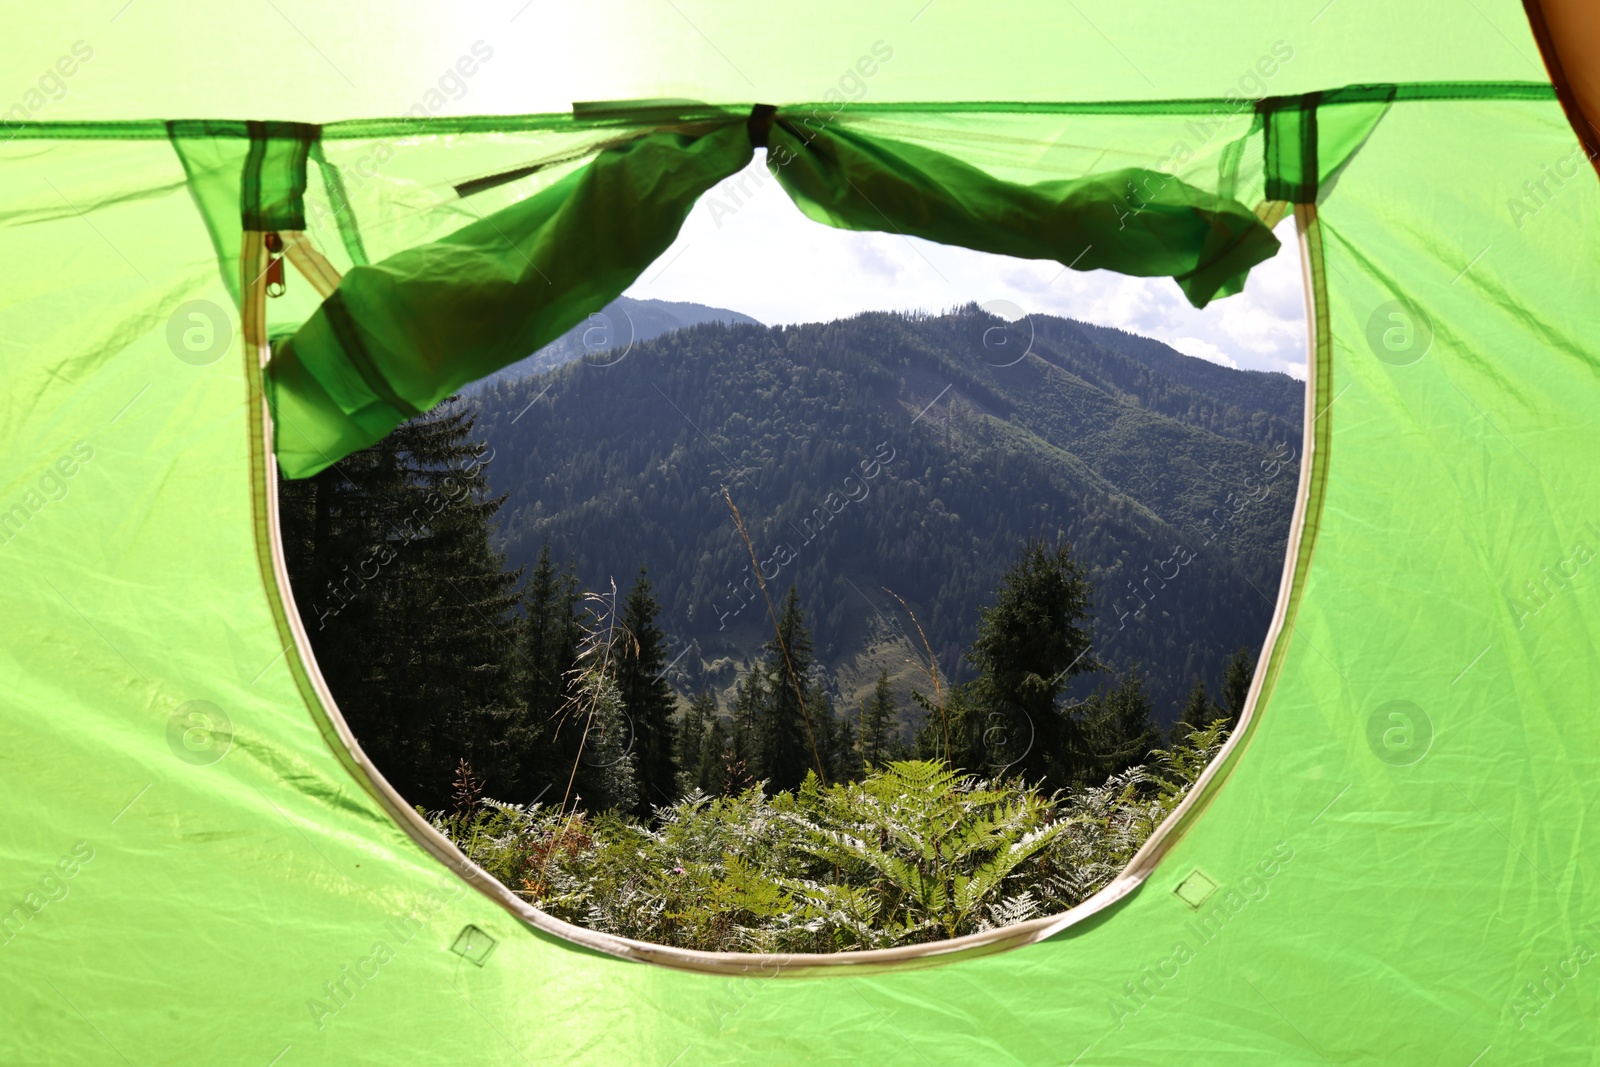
[{"x1": 430, "y1": 722, "x2": 1228, "y2": 953}]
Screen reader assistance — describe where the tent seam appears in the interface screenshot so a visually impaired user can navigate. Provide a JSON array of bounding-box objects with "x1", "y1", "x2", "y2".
[{"x1": 0, "y1": 82, "x2": 1557, "y2": 141}]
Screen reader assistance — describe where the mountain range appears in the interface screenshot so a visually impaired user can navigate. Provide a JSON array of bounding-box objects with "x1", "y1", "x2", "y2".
[{"x1": 469, "y1": 304, "x2": 1302, "y2": 726}]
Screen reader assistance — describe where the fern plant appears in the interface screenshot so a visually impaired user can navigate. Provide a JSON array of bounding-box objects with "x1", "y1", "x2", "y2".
[
  {"x1": 429, "y1": 723, "x2": 1230, "y2": 953},
  {"x1": 780, "y1": 762, "x2": 1072, "y2": 946}
]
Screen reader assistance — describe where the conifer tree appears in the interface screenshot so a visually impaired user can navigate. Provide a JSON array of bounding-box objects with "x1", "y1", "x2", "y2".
[
  {"x1": 614, "y1": 568, "x2": 679, "y2": 817},
  {"x1": 514, "y1": 543, "x2": 587, "y2": 801},
  {"x1": 522, "y1": 545, "x2": 570, "y2": 719},
  {"x1": 1218, "y1": 646, "x2": 1255, "y2": 730},
  {"x1": 699, "y1": 714, "x2": 732, "y2": 795},
  {"x1": 860, "y1": 669, "x2": 898, "y2": 769},
  {"x1": 758, "y1": 586, "x2": 826, "y2": 793},
  {"x1": 728, "y1": 669, "x2": 765, "y2": 790},
  {"x1": 1175, "y1": 677, "x2": 1222, "y2": 740},
  {"x1": 677, "y1": 691, "x2": 727, "y2": 797},
  {"x1": 278, "y1": 400, "x2": 522, "y2": 810},
  {"x1": 1074, "y1": 668, "x2": 1162, "y2": 786},
  {"x1": 822, "y1": 698, "x2": 857, "y2": 783},
  {"x1": 957, "y1": 537, "x2": 1096, "y2": 791},
  {"x1": 565, "y1": 670, "x2": 639, "y2": 815}
]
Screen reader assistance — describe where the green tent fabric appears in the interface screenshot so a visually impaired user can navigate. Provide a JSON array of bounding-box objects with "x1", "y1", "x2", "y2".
[
  {"x1": 761, "y1": 118, "x2": 1279, "y2": 307},
  {"x1": 267, "y1": 121, "x2": 758, "y2": 477},
  {"x1": 3, "y1": 3, "x2": 1599, "y2": 1063}
]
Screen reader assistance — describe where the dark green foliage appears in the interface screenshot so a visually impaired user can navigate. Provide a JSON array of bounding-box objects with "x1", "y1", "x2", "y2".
[
  {"x1": 1176, "y1": 677, "x2": 1224, "y2": 739},
  {"x1": 467, "y1": 296, "x2": 763, "y2": 393},
  {"x1": 280, "y1": 409, "x2": 669, "y2": 816},
  {"x1": 614, "y1": 569, "x2": 679, "y2": 817},
  {"x1": 1218, "y1": 645, "x2": 1256, "y2": 730},
  {"x1": 284, "y1": 303, "x2": 1291, "y2": 841},
  {"x1": 1175, "y1": 644, "x2": 1258, "y2": 741},
  {"x1": 817, "y1": 703, "x2": 859, "y2": 785},
  {"x1": 504, "y1": 543, "x2": 586, "y2": 803},
  {"x1": 950, "y1": 537, "x2": 1097, "y2": 787},
  {"x1": 565, "y1": 670, "x2": 640, "y2": 815},
  {"x1": 757, "y1": 587, "x2": 827, "y2": 793},
  {"x1": 435, "y1": 722, "x2": 1232, "y2": 953},
  {"x1": 1073, "y1": 669, "x2": 1163, "y2": 787},
  {"x1": 277, "y1": 400, "x2": 522, "y2": 810},
  {"x1": 471, "y1": 306, "x2": 1299, "y2": 723},
  {"x1": 860, "y1": 669, "x2": 899, "y2": 769},
  {"x1": 677, "y1": 691, "x2": 727, "y2": 798},
  {"x1": 926, "y1": 541, "x2": 1176, "y2": 794},
  {"x1": 521, "y1": 546, "x2": 578, "y2": 727},
  {"x1": 1048, "y1": 319, "x2": 1301, "y2": 447},
  {"x1": 728, "y1": 669, "x2": 764, "y2": 790},
  {"x1": 690, "y1": 586, "x2": 860, "y2": 794}
]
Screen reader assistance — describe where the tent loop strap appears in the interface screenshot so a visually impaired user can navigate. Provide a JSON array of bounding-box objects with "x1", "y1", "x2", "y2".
[
  {"x1": 241, "y1": 120, "x2": 318, "y2": 231},
  {"x1": 1257, "y1": 86, "x2": 1397, "y2": 204}
]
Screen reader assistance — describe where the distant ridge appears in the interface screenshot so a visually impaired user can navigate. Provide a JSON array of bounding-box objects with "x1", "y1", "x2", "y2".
[{"x1": 464, "y1": 296, "x2": 762, "y2": 392}]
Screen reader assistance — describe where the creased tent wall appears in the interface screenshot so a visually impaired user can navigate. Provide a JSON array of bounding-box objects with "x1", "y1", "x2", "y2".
[
  {"x1": 0, "y1": 0, "x2": 1549, "y2": 117},
  {"x1": 2, "y1": 2, "x2": 1599, "y2": 1064}
]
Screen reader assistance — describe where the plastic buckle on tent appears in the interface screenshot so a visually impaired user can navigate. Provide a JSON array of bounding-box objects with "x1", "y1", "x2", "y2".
[{"x1": 264, "y1": 232, "x2": 286, "y2": 298}]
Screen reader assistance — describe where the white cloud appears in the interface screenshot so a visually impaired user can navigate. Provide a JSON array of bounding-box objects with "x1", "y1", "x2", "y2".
[
  {"x1": 628, "y1": 158, "x2": 1308, "y2": 378},
  {"x1": 848, "y1": 233, "x2": 905, "y2": 282},
  {"x1": 1170, "y1": 337, "x2": 1239, "y2": 369}
]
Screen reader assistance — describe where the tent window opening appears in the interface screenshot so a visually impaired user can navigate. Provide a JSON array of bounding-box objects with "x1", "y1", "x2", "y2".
[{"x1": 271, "y1": 104, "x2": 1313, "y2": 959}]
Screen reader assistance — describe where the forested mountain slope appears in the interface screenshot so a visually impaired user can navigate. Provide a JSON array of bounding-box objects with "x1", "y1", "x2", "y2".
[{"x1": 471, "y1": 306, "x2": 1302, "y2": 723}]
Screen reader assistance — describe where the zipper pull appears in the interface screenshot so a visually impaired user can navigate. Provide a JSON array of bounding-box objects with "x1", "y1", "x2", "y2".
[{"x1": 264, "y1": 232, "x2": 286, "y2": 298}]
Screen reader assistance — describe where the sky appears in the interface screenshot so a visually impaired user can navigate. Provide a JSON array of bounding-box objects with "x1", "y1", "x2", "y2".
[{"x1": 626, "y1": 157, "x2": 1309, "y2": 380}]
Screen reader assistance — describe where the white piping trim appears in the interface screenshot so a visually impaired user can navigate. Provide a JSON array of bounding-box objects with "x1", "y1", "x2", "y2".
[
  {"x1": 1029, "y1": 202, "x2": 1322, "y2": 932},
  {"x1": 240, "y1": 230, "x2": 269, "y2": 360}
]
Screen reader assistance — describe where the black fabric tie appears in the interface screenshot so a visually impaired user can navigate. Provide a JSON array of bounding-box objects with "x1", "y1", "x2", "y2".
[{"x1": 747, "y1": 103, "x2": 777, "y2": 148}]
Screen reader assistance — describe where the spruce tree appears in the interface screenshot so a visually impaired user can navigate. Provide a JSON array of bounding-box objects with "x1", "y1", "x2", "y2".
[
  {"x1": 1074, "y1": 668, "x2": 1162, "y2": 786},
  {"x1": 958, "y1": 537, "x2": 1096, "y2": 790},
  {"x1": 614, "y1": 568, "x2": 679, "y2": 817},
  {"x1": 1219, "y1": 646, "x2": 1255, "y2": 730},
  {"x1": 522, "y1": 545, "x2": 569, "y2": 722},
  {"x1": 677, "y1": 691, "x2": 726, "y2": 797},
  {"x1": 565, "y1": 671, "x2": 639, "y2": 814},
  {"x1": 860, "y1": 669, "x2": 898, "y2": 769},
  {"x1": 821, "y1": 697, "x2": 855, "y2": 784},
  {"x1": 758, "y1": 587, "x2": 825, "y2": 793},
  {"x1": 514, "y1": 543, "x2": 586, "y2": 802},
  {"x1": 676, "y1": 690, "x2": 706, "y2": 796},
  {"x1": 698, "y1": 713, "x2": 731, "y2": 796},
  {"x1": 728, "y1": 669, "x2": 764, "y2": 791},
  {"x1": 278, "y1": 399, "x2": 522, "y2": 810},
  {"x1": 1175, "y1": 677, "x2": 1221, "y2": 739}
]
